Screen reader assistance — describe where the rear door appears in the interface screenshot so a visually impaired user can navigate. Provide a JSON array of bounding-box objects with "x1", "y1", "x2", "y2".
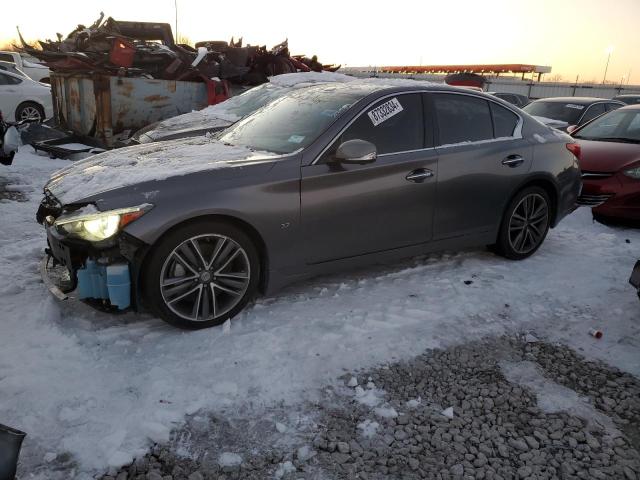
[
  {"x1": 300, "y1": 92, "x2": 438, "y2": 264},
  {"x1": 431, "y1": 92, "x2": 533, "y2": 239}
]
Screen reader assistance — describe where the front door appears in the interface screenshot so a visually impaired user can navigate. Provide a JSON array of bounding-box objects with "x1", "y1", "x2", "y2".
[{"x1": 301, "y1": 93, "x2": 438, "y2": 264}]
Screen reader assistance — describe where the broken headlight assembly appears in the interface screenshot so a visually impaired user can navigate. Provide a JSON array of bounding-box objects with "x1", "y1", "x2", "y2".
[{"x1": 53, "y1": 204, "x2": 153, "y2": 242}]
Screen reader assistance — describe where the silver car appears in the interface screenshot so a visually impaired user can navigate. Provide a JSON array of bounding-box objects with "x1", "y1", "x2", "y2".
[{"x1": 39, "y1": 82, "x2": 582, "y2": 329}]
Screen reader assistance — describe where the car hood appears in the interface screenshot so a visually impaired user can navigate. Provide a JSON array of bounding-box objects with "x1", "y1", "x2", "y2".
[
  {"x1": 576, "y1": 139, "x2": 640, "y2": 172},
  {"x1": 45, "y1": 137, "x2": 278, "y2": 205}
]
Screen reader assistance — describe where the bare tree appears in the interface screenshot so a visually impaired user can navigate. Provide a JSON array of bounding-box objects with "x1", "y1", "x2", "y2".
[{"x1": 548, "y1": 74, "x2": 563, "y2": 82}]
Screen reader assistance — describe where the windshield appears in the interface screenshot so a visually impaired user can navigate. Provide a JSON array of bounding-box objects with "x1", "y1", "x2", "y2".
[
  {"x1": 523, "y1": 101, "x2": 585, "y2": 124},
  {"x1": 573, "y1": 109, "x2": 640, "y2": 143},
  {"x1": 219, "y1": 84, "x2": 376, "y2": 154}
]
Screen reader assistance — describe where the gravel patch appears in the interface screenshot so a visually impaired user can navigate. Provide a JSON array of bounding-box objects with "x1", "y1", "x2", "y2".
[{"x1": 99, "y1": 336, "x2": 640, "y2": 480}]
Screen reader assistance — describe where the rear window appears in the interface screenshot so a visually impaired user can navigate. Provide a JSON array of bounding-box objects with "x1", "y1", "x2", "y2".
[
  {"x1": 433, "y1": 94, "x2": 493, "y2": 145},
  {"x1": 522, "y1": 101, "x2": 585, "y2": 124}
]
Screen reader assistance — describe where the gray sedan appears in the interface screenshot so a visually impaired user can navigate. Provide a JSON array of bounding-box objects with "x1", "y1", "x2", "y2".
[{"x1": 38, "y1": 82, "x2": 582, "y2": 329}]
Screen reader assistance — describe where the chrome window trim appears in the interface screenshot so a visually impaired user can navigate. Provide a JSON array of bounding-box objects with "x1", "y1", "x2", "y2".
[{"x1": 311, "y1": 89, "x2": 524, "y2": 165}]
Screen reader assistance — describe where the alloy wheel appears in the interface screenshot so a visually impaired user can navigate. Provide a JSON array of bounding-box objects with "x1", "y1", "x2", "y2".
[
  {"x1": 19, "y1": 106, "x2": 42, "y2": 122},
  {"x1": 508, "y1": 193, "x2": 549, "y2": 255},
  {"x1": 159, "y1": 234, "x2": 251, "y2": 322}
]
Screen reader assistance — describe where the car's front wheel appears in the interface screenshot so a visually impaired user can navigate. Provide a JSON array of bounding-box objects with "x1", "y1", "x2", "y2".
[
  {"x1": 495, "y1": 186, "x2": 551, "y2": 260},
  {"x1": 142, "y1": 220, "x2": 260, "y2": 329}
]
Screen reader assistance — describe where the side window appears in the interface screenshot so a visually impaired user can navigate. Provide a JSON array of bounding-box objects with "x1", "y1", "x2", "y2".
[
  {"x1": 0, "y1": 73, "x2": 10, "y2": 85},
  {"x1": 490, "y1": 102, "x2": 519, "y2": 137},
  {"x1": 0, "y1": 53, "x2": 14, "y2": 63},
  {"x1": 433, "y1": 94, "x2": 493, "y2": 145},
  {"x1": 606, "y1": 103, "x2": 622, "y2": 111},
  {"x1": 323, "y1": 93, "x2": 424, "y2": 160},
  {"x1": 580, "y1": 104, "x2": 606, "y2": 124}
]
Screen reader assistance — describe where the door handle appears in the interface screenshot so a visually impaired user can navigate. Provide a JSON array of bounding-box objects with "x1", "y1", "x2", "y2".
[
  {"x1": 502, "y1": 154, "x2": 524, "y2": 167},
  {"x1": 406, "y1": 168, "x2": 434, "y2": 183}
]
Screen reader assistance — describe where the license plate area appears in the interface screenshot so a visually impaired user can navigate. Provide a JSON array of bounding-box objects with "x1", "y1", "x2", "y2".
[{"x1": 46, "y1": 226, "x2": 75, "y2": 270}]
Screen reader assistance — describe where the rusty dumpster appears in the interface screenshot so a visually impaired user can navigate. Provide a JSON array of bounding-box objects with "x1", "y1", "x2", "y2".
[{"x1": 50, "y1": 72, "x2": 228, "y2": 148}]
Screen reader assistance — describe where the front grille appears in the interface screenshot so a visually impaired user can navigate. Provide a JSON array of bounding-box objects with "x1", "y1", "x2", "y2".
[
  {"x1": 581, "y1": 171, "x2": 614, "y2": 179},
  {"x1": 577, "y1": 193, "x2": 614, "y2": 207}
]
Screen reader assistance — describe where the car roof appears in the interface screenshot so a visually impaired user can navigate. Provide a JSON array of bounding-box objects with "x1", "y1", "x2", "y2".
[
  {"x1": 321, "y1": 77, "x2": 489, "y2": 95},
  {"x1": 0, "y1": 69, "x2": 27, "y2": 80},
  {"x1": 619, "y1": 104, "x2": 640, "y2": 110},
  {"x1": 614, "y1": 94, "x2": 640, "y2": 98},
  {"x1": 532, "y1": 97, "x2": 619, "y2": 104}
]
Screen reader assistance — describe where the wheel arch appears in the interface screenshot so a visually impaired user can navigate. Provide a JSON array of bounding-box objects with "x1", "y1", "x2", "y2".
[
  {"x1": 137, "y1": 213, "x2": 270, "y2": 295},
  {"x1": 508, "y1": 175, "x2": 560, "y2": 227},
  {"x1": 15, "y1": 100, "x2": 45, "y2": 120}
]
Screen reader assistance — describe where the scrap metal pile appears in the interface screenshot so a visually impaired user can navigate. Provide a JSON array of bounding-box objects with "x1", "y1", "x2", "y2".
[{"x1": 17, "y1": 12, "x2": 340, "y2": 86}]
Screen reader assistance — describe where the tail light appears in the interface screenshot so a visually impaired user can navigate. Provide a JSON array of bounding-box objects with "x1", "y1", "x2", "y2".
[{"x1": 566, "y1": 143, "x2": 581, "y2": 160}]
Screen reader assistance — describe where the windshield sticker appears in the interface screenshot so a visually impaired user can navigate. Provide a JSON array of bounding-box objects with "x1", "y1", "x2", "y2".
[
  {"x1": 321, "y1": 109, "x2": 338, "y2": 117},
  {"x1": 287, "y1": 135, "x2": 305, "y2": 144},
  {"x1": 565, "y1": 104, "x2": 585, "y2": 110},
  {"x1": 368, "y1": 98, "x2": 403, "y2": 126}
]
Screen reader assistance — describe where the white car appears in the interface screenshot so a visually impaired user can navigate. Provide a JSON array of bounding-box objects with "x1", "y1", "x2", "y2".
[
  {"x1": 0, "y1": 70, "x2": 53, "y2": 122},
  {"x1": 0, "y1": 51, "x2": 51, "y2": 83}
]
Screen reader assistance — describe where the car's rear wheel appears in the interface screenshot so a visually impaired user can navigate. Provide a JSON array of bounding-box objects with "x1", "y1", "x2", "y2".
[
  {"x1": 15, "y1": 102, "x2": 45, "y2": 122},
  {"x1": 142, "y1": 220, "x2": 260, "y2": 329},
  {"x1": 495, "y1": 187, "x2": 551, "y2": 260}
]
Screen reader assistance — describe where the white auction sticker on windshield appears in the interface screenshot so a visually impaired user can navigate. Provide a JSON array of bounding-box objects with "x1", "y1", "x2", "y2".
[
  {"x1": 368, "y1": 98, "x2": 403, "y2": 126},
  {"x1": 287, "y1": 134, "x2": 305, "y2": 144},
  {"x1": 565, "y1": 104, "x2": 585, "y2": 110}
]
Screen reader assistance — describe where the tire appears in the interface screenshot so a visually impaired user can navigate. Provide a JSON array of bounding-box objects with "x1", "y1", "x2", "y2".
[
  {"x1": 15, "y1": 102, "x2": 45, "y2": 122},
  {"x1": 495, "y1": 186, "x2": 551, "y2": 260},
  {"x1": 142, "y1": 220, "x2": 260, "y2": 329}
]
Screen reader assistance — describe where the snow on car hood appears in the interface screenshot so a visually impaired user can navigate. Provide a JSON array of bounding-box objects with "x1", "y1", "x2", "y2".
[{"x1": 45, "y1": 137, "x2": 278, "y2": 204}]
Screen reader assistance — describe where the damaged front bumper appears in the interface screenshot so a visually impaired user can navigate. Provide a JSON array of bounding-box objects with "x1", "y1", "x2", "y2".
[{"x1": 40, "y1": 220, "x2": 145, "y2": 312}]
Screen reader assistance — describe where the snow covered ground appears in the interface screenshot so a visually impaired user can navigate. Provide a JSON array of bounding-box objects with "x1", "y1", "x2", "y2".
[{"x1": 0, "y1": 146, "x2": 638, "y2": 478}]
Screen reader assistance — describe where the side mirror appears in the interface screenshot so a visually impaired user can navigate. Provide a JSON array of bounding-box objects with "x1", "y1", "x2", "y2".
[
  {"x1": 333, "y1": 139, "x2": 377, "y2": 164},
  {"x1": 566, "y1": 125, "x2": 578, "y2": 135}
]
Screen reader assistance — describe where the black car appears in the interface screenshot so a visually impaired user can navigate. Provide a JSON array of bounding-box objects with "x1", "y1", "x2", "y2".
[
  {"x1": 613, "y1": 94, "x2": 640, "y2": 106},
  {"x1": 522, "y1": 97, "x2": 625, "y2": 131},
  {"x1": 488, "y1": 92, "x2": 529, "y2": 108}
]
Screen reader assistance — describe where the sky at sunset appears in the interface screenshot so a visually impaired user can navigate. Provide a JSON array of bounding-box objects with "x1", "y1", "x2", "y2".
[{"x1": 2, "y1": 0, "x2": 639, "y2": 84}]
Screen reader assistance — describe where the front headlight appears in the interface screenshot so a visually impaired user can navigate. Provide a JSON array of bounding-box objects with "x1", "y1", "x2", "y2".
[
  {"x1": 54, "y1": 204, "x2": 152, "y2": 242},
  {"x1": 623, "y1": 166, "x2": 640, "y2": 179}
]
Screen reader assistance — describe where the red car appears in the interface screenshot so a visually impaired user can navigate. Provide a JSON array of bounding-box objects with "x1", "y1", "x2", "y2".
[{"x1": 572, "y1": 104, "x2": 640, "y2": 222}]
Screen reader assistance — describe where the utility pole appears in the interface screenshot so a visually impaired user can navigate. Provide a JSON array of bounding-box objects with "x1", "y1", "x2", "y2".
[
  {"x1": 602, "y1": 47, "x2": 613, "y2": 84},
  {"x1": 174, "y1": 0, "x2": 178, "y2": 41}
]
